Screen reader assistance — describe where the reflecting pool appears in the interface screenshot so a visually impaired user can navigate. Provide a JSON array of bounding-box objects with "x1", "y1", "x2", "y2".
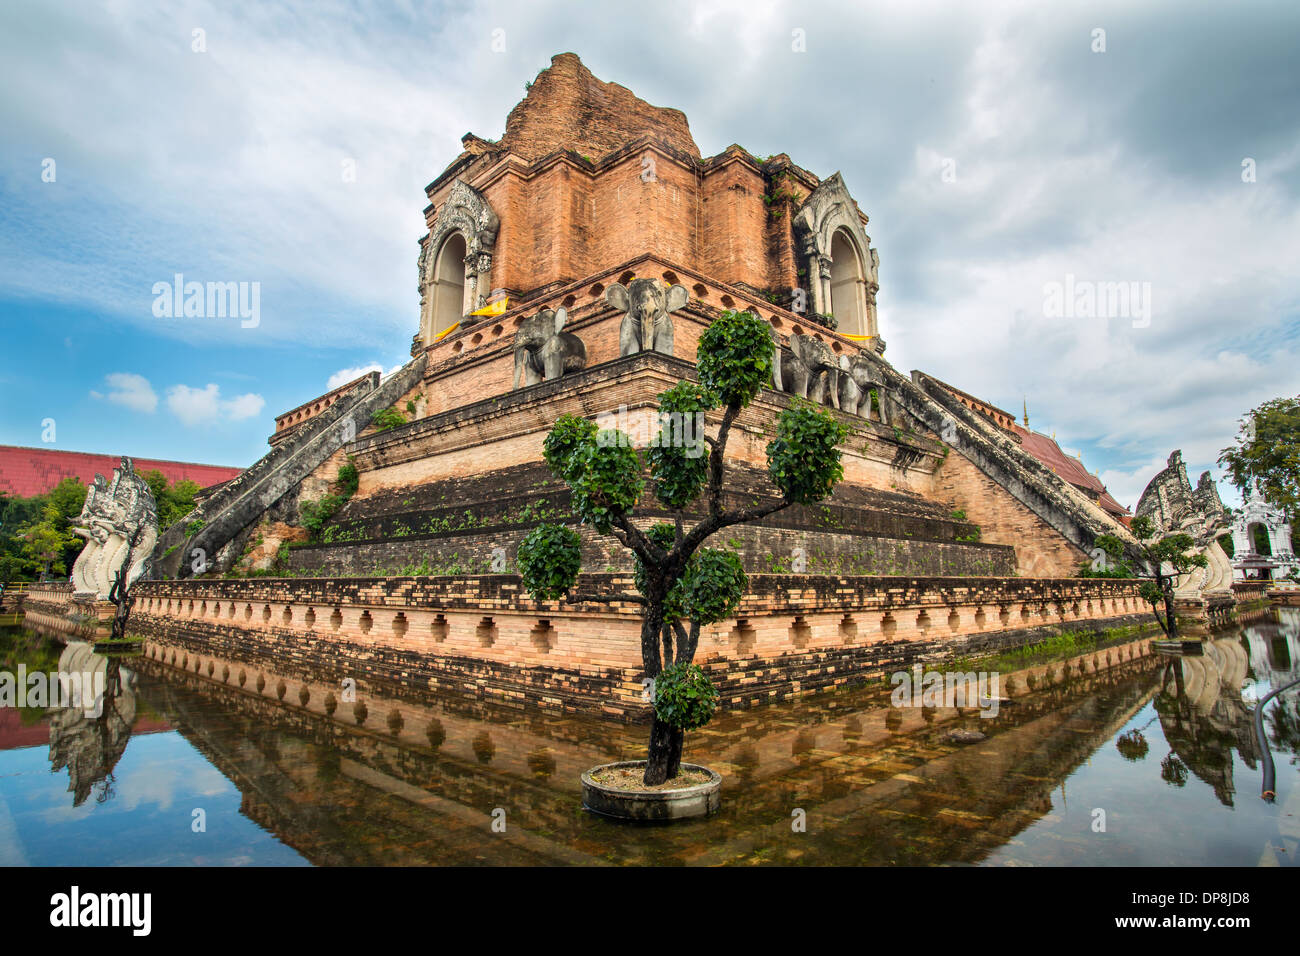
[{"x1": 1, "y1": 609, "x2": 1297, "y2": 866}]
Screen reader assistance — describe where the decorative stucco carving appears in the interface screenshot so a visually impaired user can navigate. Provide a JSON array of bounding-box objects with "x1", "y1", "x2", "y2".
[
  {"x1": 837, "y1": 351, "x2": 889, "y2": 423},
  {"x1": 417, "y1": 179, "x2": 500, "y2": 342},
  {"x1": 1135, "y1": 451, "x2": 1226, "y2": 546},
  {"x1": 774, "y1": 333, "x2": 840, "y2": 408},
  {"x1": 792, "y1": 172, "x2": 879, "y2": 348},
  {"x1": 511, "y1": 307, "x2": 587, "y2": 388},
  {"x1": 605, "y1": 278, "x2": 688, "y2": 357},
  {"x1": 70, "y1": 457, "x2": 158, "y2": 600},
  {"x1": 1230, "y1": 483, "x2": 1298, "y2": 581}
]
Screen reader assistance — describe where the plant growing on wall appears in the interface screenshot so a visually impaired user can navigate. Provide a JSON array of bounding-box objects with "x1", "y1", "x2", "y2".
[
  {"x1": 1087, "y1": 515, "x2": 1207, "y2": 640},
  {"x1": 300, "y1": 460, "x2": 361, "y2": 541},
  {"x1": 371, "y1": 407, "x2": 406, "y2": 433},
  {"x1": 517, "y1": 309, "x2": 849, "y2": 785}
]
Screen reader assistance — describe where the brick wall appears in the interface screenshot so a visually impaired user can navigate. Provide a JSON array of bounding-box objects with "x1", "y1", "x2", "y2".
[
  {"x1": 929, "y1": 445, "x2": 1087, "y2": 577},
  {"x1": 133, "y1": 573, "x2": 1146, "y2": 719}
]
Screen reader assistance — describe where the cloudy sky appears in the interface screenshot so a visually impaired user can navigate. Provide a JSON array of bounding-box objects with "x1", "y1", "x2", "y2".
[{"x1": 1, "y1": 0, "x2": 1296, "y2": 508}]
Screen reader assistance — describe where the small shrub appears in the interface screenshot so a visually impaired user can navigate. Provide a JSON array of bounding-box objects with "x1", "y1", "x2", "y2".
[
  {"x1": 653, "y1": 663, "x2": 720, "y2": 731},
  {"x1": 371, "y1": 407, "x2": 406, "y2": 432}
]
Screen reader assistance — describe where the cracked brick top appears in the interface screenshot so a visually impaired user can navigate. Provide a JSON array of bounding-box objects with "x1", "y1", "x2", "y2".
[{"x1": 498, "y1": 52, "x2": 700, "y2": 162}]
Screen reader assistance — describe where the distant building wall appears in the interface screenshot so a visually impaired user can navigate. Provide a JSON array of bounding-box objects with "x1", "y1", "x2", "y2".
[{"x1": 0, "y1": 446, "x2": 242, "y2": 498}]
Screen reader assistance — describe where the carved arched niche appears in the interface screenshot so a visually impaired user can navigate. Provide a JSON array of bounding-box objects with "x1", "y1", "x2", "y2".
[
  {"x1": 416, "y1": 179, "x2": 500, "y2": 346},
  {"x1": 792, "y1": 172, "x2": 881, "y2": 349}
]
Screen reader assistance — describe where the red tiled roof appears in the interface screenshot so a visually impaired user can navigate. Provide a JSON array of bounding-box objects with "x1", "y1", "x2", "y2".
[
  {"x1": 1009, "y1": 425, "x2": 1129, "y2": 518},
  {"x1": 0, "y1": 446, "x2": 243, "y2": 499}
]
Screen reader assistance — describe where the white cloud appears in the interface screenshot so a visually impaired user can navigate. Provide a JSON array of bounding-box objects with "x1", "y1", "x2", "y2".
[
  {"x1": 223, "y1": 392, "x2": 267, "y2": 421},
  {"x1": 166, "y1": 383, "x2": 265, "y2": 426},
  {"x1": 4, "y1": 0, "x2": 1298, "y2": 484},
  {"x1": 326, "y1": 361, "x2": 405, "y2": 390},
  {"x1": 94, "y1": 372, "x2": 157, "y2": 413},
  {"x1": 327, "y1": 364, "x2": 383, "y2": 390}
]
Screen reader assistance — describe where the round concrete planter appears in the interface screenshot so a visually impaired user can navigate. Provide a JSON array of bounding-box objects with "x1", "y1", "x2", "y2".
[{"x1": 581, "y1": 761, "x2": 721, "y2": 822}]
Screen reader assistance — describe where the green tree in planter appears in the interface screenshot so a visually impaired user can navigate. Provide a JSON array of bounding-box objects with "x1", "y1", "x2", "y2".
[
  {"x1": 1089, "y1": 515, "x2": 1207, "y2": 640},
  {"x1": 517, "y1": 310, "x2": 849, "y2": 785}
]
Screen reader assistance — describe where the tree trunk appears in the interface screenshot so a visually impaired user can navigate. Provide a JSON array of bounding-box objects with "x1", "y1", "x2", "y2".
[
  {"x1": 644, "y1": 715, "x2": 684, "y2": 786},
  {"x1": 1163, "y1": 585, "x2": 1179, "y2": 640},
  {"x1": 639, "y1": 599, "x2": 685, "y2": 786}
]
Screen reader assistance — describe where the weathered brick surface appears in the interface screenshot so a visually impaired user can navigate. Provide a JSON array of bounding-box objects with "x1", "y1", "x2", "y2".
[
  {"x1": 499, "y1": 53, "x2": 700, "y2": 163},
  {"x1": 133, "y1": 573, "x2": 1146, "y2": 719},
  {"x1": 290, "y1": 519, "x2": 1018, "y2": 577},
  {"x1": 930, "y1": 446, "x2": 1086, "y2": 577}
]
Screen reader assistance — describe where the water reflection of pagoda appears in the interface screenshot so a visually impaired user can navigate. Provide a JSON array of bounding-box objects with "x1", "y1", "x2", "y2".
[
  {"x1": 1154, "y1": 640, "x2": 1256, "y2": 806},
  {"x1": 1154, "y1": 611, "x2": 1300, "y2": 807},
  {"x1": 125, "y1": 636, "x2": 1168, "y2": 865}
]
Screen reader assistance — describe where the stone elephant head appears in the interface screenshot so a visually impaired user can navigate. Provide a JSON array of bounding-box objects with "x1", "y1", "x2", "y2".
[
  {"x1": 512, "y1": 307, "x2": 587, "y2": 389},
  {"x1": 776, "y1": 332, "x2": 840, "y2": 407},
  {"x1": 837, "y1": 352, "x2": 887, "y2": 421},
  {"x1": 605, "y1": 278, "x2": 689, "y2": 357}
]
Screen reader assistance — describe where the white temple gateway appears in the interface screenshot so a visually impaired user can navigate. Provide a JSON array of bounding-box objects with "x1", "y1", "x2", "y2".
[{"x1": 1230, "y1": 484, "x2": 1299, "y2": 582}]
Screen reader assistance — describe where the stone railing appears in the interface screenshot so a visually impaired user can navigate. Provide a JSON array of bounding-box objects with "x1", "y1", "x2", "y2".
[{"x1": 133, "y1": 573, "x2": 1145, "y2": 675}]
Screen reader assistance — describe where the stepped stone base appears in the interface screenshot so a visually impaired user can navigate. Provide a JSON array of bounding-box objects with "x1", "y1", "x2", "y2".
[{"x1": 131, "y1": 573, "x2": 1149, "y2": 720}]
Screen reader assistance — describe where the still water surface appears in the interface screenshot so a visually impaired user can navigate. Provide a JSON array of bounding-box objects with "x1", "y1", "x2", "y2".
[{"x1": 1, "y1": 610, "x2": 1297, "y2": 866}]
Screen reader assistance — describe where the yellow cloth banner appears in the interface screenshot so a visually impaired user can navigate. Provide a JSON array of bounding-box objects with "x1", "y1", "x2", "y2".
[
  {"x1": 840, "y1": 332, "x2": 875, "y2": 341},
  {"x1": 433, "y1": 321, "x2": 460, "y2": 341},
  {"x1": 469, "y1": 297, "x2": 509, "y2": 317}
]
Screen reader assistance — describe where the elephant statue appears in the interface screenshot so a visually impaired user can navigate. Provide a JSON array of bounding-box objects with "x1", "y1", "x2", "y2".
[
  {"x1": 775, "y1": 332, "x2": 840, "y2": 407},
  {"x1": 512, "y1": 307, "x2": 587, "y2": 389},
  {"x1": 837, "y1": 352, "x2": 889, "y2": 423},
  {"x1": 605, "y1": 278, "x2": 689, "y2": 357}
]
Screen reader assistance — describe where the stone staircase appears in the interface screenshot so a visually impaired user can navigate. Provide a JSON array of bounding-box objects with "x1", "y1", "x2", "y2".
[{"x1": 149, "y1": 355, "x2": 427, "y2": 579}]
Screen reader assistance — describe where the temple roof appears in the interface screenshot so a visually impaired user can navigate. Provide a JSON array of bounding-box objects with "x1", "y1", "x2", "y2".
[{"x1": 1009, "y1": 425, "x2": 1129, "y2": 518}]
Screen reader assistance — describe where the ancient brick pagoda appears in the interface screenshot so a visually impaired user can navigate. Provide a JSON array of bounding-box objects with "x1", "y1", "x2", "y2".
[{"x1": 117, "y1": 52, "x2": 1153, "y2": 717}]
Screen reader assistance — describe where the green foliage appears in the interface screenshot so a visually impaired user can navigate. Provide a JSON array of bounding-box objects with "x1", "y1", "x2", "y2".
[
  {"x1": 336, "y1": 461, "x2": 359, "y2": 498},
  {"x1": 140, "y1": 470, "x2": 201, "y2": 532},
  {"x1": 1219, "y1": 395, "x2": 1300, "y2": 517},
  {"x1": 679, "y1": 548, "x2": 746, "y2": 626},
  {"x1": 652, "y1": 662, "x2": 720, "y2": 731},
  {"x1": 185, "y1": 518, "x2": 206, "y2": 536},
  {"x1": 1113, "y1": 728, "x2": 1148, "y2": 760},
  {"x1": 950, "y1": 509, "x2": 966, "y2": 521},
  {"x1": 567, "y1": 433, "x2": 643, "y2": 533},
  {"x1": 766, "y1": 399, "x2": 849, "y2": 504},
  {"x1": 1217, "y1": 532, "x2": 1234, "y2": 558},
  {"x1": 543, "y1": 414, "x2": 599, "y2": 483},
  {"x1": 696, "y1": 310, "x2": 774, "y2": 409},
  {"x1": 646, "y1": 381, "x2": 716, "y2": 509},
  {"x1": 301, "y1": 495, "x2": 345, "y2": 537},
  {"x1": 1145, "y1": 532, "x2": 1207, "y2": 575},
  {"x1": 0, "y1": 554, "x2": 19, "y2": 587},
  {"x1": 517, "y1": 523, "x2": 582, "y2": 600},
  {"x1": 3, "y1": 477, "x2": 88, "y2": 578},
  {"x1": 529, "y1": 308, "x2": 847, "y2": 773},
  {"x1": 1078, "y1": 532, "x2": 1133, "y2": 577},
  {"x1": 1138, "y1": 580, "x2": 1165, "y2": 607},
  {"x1": 371, "y1": 406, "x2": 406, "y2": 432},
  {"x1": 1253, "y1": 523, "x2": 1272, "y2": 555},
  {"x1": 300, "y1": 462, "x2": 363, "y2": 541}
]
